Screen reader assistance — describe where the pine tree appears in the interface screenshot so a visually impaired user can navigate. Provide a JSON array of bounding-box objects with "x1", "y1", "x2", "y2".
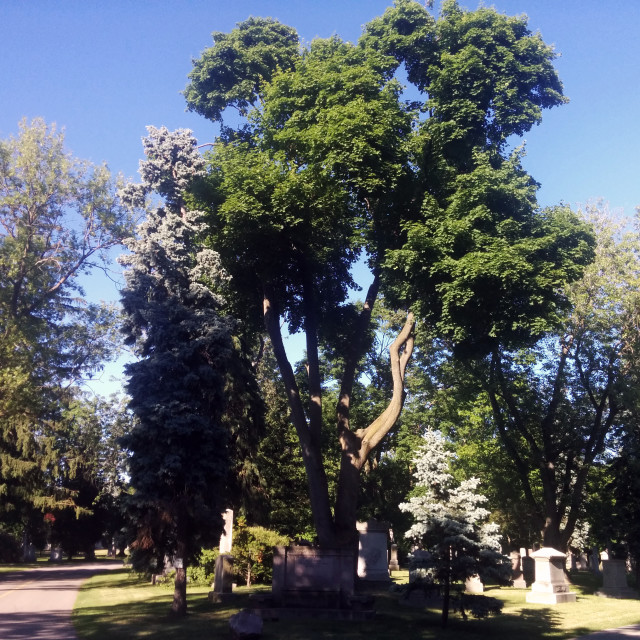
[
  {"x1": 119, "y1": 127, "x2": 234, "y2": 616},
  {"x1": 401, "y1": 429, "x2": 510, "y2": 627}
]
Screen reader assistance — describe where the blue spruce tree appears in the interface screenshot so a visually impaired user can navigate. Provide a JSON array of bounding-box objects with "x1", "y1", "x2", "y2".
[{"x1": 119, "y1": 127, "x2": 234, "y2": 616}]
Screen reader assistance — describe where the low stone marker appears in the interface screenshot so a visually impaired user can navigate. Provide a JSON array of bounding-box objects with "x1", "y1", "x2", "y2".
[
  {"x1": 465, "y1": 574, "x2": 484, "y2": 594},
  {"x1": 229, "y1": 609, "x2": 263, "y2": 639},
  {"x1": 526, "y1": 548, "x2": 576, "y2": 604},
  {"x1": 596, "y1": 559, "x2": 638, "y2": 599},
  {"x1": 356, "y1": 520, "x2": 390, "y2": 582}
]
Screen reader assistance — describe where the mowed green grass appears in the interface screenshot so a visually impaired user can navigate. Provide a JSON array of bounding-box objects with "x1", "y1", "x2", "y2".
[{"x1": 71, "y1": 568, "x2": 640, "y2": 640}]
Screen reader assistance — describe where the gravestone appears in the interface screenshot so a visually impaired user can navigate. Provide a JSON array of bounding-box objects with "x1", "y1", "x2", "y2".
[
  {"x1": 229, "y1": 610, "x2": 263, "y2": 639},
  {"x1": 409, "y1": 549, "x2": 431, "y2": 583},
  {"x1": 520, "y1": 548, "x2": 535, "y2": 586},
  {"x1": 356, "y1": 520, "x2": 390, "y2": 582},
  {"x1": 578, "y1": 553, "x2": 589, "y2": 570},
  {"x1": 465, "y1": 574, "x2": 484, "y2": 594},
  {"x1": 510, "y1": 551, "x2": 527, "y2": 588},
  {"x1": 49, "y1": 547, "x2": 62, "y2": 562},
  {"x1": 219, "y1": 509, "x2": 234, "y2": 554},
  {"x1": 566, "y1": 551, "x2": 577, "y2": 571},
  {"x1": 389, "y1": 544, "x2": 400, "y2": 573},
  {"x1": 596, "y1": 559, "x2": 638, "y2": 599},
  {"x1": 209, "y1": 554, "x2": 235, "y2": 602},
  {"x1": 526, "y1": 548, "x2": 576, "y2": 604},
  {"x1": 271, "y1": 545, "x2": 355, "y2": 609}
]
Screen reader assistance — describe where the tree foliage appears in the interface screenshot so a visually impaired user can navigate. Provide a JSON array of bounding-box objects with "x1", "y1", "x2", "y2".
[
  {"x1": 119, "y1": 126, "x2": 237, "y2": 616},
  {"x1": 183, "y1": 0, "x2": 593, "y2": 548},
  {"x1": 0, "y1": 118, "x2": 132, "y2": 539},
  {"x1": 401, "y1": 429, "x2": 510, "y2": 627}
]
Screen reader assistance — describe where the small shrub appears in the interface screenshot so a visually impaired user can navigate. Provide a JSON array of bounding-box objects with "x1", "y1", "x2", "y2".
[
  {"x1": 0, "y1": 531, "x2": 21, "y2": 563},
  {"x1": 231, "y1": 519, "x2": 290, "y2": 586},
  {"x1": 186, "y1": 548, "x2": 219, "y2": 585}
]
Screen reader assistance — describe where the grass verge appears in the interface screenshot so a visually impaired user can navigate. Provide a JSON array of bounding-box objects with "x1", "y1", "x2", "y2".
[{"x1": 72, "y1": 569, "x2": 640, "y2": 640}]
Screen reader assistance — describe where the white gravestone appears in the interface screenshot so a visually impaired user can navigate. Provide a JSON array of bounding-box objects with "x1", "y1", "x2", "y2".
[
  {"x1": 526, "y1": 548, "x2": 577, "y2": 604},
  {"x1": 465, "y1": 574, "x2": 484, "y2": 594},
  {"x1": 219, "y1": 509, "x2": 233, "y2": 554},
  {"x1": 356, "y1": 520, "x2": 390, "y2": 582}
]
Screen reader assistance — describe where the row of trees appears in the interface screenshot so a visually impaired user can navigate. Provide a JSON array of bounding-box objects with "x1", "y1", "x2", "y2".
[{"x1": 0, "y1": 119, "x2": 133, "y2": 556}]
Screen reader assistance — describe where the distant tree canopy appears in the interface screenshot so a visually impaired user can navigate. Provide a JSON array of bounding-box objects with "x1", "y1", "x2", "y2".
[
  {"x1": 183, "y1": 0, "x2": 595, "y2": 547},
  {"x1": 0, "y1": 118, "x2": 133, "y2": 541}
]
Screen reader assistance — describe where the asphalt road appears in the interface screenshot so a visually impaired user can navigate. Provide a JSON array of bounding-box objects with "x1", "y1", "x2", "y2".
[{"x1": 0, "y1": 561, "x2": 121, "y2": 640}]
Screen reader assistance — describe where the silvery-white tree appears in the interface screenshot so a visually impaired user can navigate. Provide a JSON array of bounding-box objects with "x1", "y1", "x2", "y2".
[{"x1": 401, "y1": 429, "x2": 510, "y2": 627}]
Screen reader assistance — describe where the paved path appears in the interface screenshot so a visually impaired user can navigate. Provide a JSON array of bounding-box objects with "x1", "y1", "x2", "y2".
[
  {"x1": 0, "y1": 561, "x2": 121, "y2": 640},
  {"x1": 574, "y1": 626, "x2": 640, "y2": 639}
]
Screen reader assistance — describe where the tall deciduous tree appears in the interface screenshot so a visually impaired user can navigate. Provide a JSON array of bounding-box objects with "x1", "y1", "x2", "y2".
[
  {"x1": 0, "y1": 118, "x2": 132, "y2": 538},
  {"x1": 119, "y1": 127, "x2": 235, "y2": 616},
  {"x1": 443, "y1": 205, "x2": 637, "y2": 550},
  {"x1": 184, "y1": 0, "x2": 593, "y2": 548}
]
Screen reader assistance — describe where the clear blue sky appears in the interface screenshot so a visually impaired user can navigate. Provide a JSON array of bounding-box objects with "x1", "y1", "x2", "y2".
[{"x1": 1, "y1": 0, "x2": 638, "y2": 394}]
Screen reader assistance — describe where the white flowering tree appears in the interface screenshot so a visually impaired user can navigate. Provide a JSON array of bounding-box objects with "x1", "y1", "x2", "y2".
[{"x1": 401, "y1": 429, "x2": 510, "y2": 627}]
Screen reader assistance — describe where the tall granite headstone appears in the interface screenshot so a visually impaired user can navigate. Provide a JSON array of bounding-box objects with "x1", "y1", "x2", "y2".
[{"x1": 596, "y1": 559, "x2": 638, "y2": 599}]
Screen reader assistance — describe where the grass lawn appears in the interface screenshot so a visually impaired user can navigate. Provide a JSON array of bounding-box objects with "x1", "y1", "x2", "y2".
[{"x1": 71, "y1": 569, "x2": 640, "y2": 640}]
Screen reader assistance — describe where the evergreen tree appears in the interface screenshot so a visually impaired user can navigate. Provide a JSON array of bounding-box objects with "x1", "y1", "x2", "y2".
[
  {"x1": 119, "y1": 126, "x2": 234, "y2": 616},
  {"x1": 401, "y1": 429, "x2": 510, "y2": 627}
]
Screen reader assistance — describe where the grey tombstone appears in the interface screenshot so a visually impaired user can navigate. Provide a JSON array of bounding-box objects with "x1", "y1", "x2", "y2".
[
  {"x1": 229, "y1": 610, "x2": 263, "y2": 639},
  {"x1": 271, "y1": 545, "x2": 355, "y2": 608},
  {"x1": 465, "y1": 574, "x2": 484, "y2": 594},
  {"x1": 596, "y1": 559, "x2": 638, "y2": 599},
  {"x1": 520, "y1": 548, "x2": 535, "y2": 586},
  {"x1": 389, "y1": 543, "x2": 400, "y2": 573},
  {"x1": 210, "y1": 554, "x2": 235, "y2": 602},
  {"x1": 356, "y1": 520, "x2": 390, "y2": 582},
  {"x1": 526, "y1": 547, "x2": 577, "y2": 604},
  {"x1": 219, "y1": 509, "x2": 234, "y2": 554},
  {"x1": 578, "y1": 552, "x2": 589, "y2": 570}
]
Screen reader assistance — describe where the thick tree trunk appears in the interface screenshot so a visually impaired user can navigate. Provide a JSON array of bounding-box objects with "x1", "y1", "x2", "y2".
[
  {"x1": 334, "y1": 313, "x2": 414, "y2": 546},
  {"x1": 263, "y1": 291, "x2": 335, "y2": 547},
  {"x1": 172, "y1": 565, "x2": 187, "y2": 616}
]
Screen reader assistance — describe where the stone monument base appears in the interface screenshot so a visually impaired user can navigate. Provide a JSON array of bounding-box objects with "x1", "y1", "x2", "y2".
[{"x1": 526, "y1": 591, "x2": 577, "y2": 604}]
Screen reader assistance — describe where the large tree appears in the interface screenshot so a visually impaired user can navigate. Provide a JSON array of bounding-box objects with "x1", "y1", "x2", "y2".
[
  {"x1": 434, "y1": 205, "x2": 637, "y2": 551},
  {"x1": 184, "y1": 0, "x2": 593, "y2": 548},
  {"x1": 0, "y1": 118, "x2": 132, "y2": 540},
  {"x1": 119, "y1": 127, "x2": 237, "y2": 615}
]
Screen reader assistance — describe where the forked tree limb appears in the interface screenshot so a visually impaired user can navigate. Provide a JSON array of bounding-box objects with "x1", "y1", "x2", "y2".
[{"x1": 356, "y1": 311, "x2": 415, "y2": 463}]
